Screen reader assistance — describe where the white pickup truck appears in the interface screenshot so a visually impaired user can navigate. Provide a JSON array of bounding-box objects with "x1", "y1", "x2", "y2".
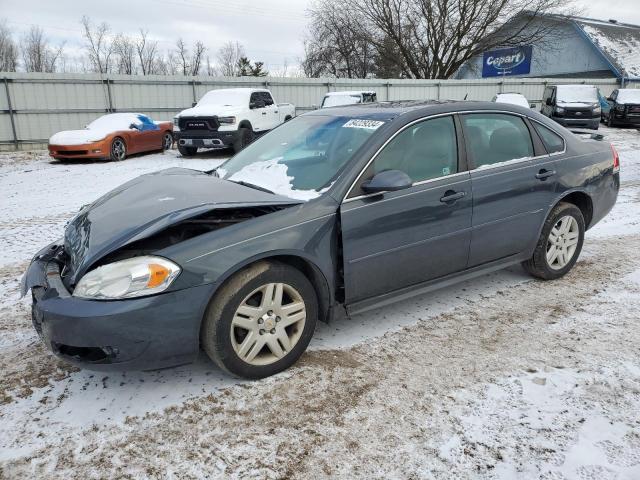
[{"x1": 173, "y1": 88, "x2": 295, "y2": 155}]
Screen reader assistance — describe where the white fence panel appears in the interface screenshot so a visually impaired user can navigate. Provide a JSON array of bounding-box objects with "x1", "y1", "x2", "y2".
[{"x1": 0, "y1": 72, "x2": 633, "y2": 151}]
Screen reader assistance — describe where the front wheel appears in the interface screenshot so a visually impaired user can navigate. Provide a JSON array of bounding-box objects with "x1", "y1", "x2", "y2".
[
  {"x1": 522, "y1": 202, "x2": 585, "y2": 280},
  {"x1": 178, "y1": 144, "x2": 197, "y2": 156},
  {"x1": 232, "y1": 127, "x2": 254, "y2": 153},
  {"x1": 110, "y1": 137, "x2": 126, "y2": 161},
  {"x1": 162, "y1": 132, "x2": 173, "y2": 151},
  {"x1": 201, "y1": 261, "x2": 317, "y2": 379}
]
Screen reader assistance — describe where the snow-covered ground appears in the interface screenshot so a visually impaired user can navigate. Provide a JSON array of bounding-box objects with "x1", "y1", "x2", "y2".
[{"x1": 0, "y1": 126, "x2": 639, "y2": 479}]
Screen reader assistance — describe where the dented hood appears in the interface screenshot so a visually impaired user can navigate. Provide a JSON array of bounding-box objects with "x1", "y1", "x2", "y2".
[{"x1": 64, "y1": 167, "x2": 299, "y2": 284}]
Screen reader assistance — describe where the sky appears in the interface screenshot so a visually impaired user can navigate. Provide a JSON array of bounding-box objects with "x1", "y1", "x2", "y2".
[{"x1": 0, "y1": 0, "x2": 639, "y2": 72}]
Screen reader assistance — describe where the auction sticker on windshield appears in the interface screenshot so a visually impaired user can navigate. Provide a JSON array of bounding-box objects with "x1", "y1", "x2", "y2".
[{"x1": 343, "y1": 119, "x2": 385, "y2": 130}]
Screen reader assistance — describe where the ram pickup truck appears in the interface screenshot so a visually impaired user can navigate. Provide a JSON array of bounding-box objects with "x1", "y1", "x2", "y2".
[
  {"x1": 604, "y1": 88, "x2": 640, "y2": 127},
  {"x1": 173, "y1": 88, "x2": 295, "y2": 155}
]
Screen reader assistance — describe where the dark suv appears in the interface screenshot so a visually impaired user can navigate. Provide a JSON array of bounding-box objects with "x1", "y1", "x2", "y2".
[
  {"x1": 541, "y1": 85, "x2": 601, "y2": 130},
  {"x1": 604, "y1": 88, "x2": 640, "y2": 127}
]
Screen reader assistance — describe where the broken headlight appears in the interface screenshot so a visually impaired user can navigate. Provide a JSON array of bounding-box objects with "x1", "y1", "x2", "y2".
[{"x1": 73, "y1": 256, "x2": 181, "y2": 300}]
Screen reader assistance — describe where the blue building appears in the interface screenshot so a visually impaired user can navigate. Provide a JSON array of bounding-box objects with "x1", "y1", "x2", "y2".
[{"x1": 457, "y1": 14, "x2": 640, "y2": 82}]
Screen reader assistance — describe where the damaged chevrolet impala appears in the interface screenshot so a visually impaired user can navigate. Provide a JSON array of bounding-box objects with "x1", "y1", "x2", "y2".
[{"x1": 22, "y1": 101, "x2": 620, "y2": 379}]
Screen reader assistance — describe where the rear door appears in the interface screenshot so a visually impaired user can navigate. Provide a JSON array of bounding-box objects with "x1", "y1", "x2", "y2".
[
  {"x1": 460, "y1": 112, "x2": 558, "y2": 267},
  {"x1": 340, "y1": 115, "x2": 472, "y2": 303}
]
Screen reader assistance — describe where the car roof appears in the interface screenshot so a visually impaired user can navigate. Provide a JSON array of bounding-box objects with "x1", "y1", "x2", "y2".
[
  {"x1": 304, "y1": 100, "x2": 532, "y2": 120},
  {"x1": 324, "y1": 91, "x2": 376, "y2": 96}
]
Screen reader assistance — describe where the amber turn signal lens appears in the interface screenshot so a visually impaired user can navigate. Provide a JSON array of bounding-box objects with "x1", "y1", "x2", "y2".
[{"x1": 147, "y1": 264, "x2": 170, "y2": 288}]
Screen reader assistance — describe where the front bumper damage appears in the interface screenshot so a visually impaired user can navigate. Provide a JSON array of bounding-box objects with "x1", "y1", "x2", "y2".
[{"x1": 22, "y1": 242, "x2": 212, "y2": 371}]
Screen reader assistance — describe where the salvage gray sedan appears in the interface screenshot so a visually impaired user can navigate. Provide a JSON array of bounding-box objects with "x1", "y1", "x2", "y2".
[{"x1": 22, "y1": 101, "x2": 620, "y2": 379}]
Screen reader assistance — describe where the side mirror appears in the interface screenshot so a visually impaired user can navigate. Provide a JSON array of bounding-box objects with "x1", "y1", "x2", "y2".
[
  {"x1": 129, "y1": 123, "x2": 139, "y2": 130},
  {"x1": 545, "y1": 98, "x2": 553, "y2": 106},
  {"x1": 361, "y1": 170, "x2": 412, "y2": 194},
  {"x1": 250, "y1": 100, "x2": 265, "y2": 109},
  {"x1": 530, "y1": 104, "x2": 536, "y2": 109},
  {"x1": 607, "y1": 97, "x2": 613, "y2": 102},
  {"x1": 192, "y1": 102, "x2": 197, "y2": 107}
]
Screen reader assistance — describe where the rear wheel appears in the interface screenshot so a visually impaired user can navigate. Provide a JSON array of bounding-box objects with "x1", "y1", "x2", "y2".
[
  {"x1": 162, "y1": 132, "x2": 173, "y2": 151},
  {"x1": 110, "y1": 137, "x2": 126, "y2": 161},
  {"x1": 201, "y1": 261, "x2": 317, "y2": 379},
  {"x1": 522, "y1": 202, "x2": 585, "y2": 280},
  {"x1": 178, "y1": 144, "x2": 197, "y2": 156},
  {"x1": 232, "y1": 127, "x2": 254, "y2": 153}
]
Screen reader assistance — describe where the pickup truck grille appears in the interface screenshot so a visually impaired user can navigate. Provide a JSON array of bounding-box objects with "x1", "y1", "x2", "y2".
[
  {"x1": 178, "y1": 117, "x2": 220, "y2": 132},
  {"x1": 628, "y1": 105, "x2": 640, "y2": 114}
]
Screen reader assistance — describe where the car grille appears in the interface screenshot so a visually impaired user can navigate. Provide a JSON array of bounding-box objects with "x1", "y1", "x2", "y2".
[
  {"x1": 179, "y1": 117, "x2": 220, "y2": 132},
  {"x1": 564, "y1": 108, "x2": 593, "y2": 119},
  {"x1": 628, "y1": 105, "x2": 640, "y2": 113}
]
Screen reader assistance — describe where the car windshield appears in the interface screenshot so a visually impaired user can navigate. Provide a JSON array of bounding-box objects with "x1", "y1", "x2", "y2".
[
  {"x1": 218, "y1": 115, "x2": 384, "y2": 200},
  {"x1": 198, "y1": 90, "x2": 248, "y2": 107},
  {"x1": 322, "y1": 94, "x2": 362, "y2": 108},
  {"x1": 556, "y1": 86, "x2": 598, "y2": 104},
  {"x1": 616, "y1": 89, "x2": 640, "y2": 104}
]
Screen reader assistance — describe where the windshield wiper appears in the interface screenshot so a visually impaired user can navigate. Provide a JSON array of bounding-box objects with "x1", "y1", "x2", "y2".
[{"x1": 229, "y1": 180, "x2": 275, "y2": 194}]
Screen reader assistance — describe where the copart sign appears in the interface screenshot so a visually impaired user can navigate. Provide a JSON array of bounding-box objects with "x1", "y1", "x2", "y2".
[{"x1": 482, "y1": 46, "x2": 532, "y2": 77}]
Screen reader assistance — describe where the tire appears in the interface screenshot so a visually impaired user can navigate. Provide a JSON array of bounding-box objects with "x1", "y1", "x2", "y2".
[
  {"x1": 522, "y1": 202, "x2": 585, "y2": 280},
  {"x1": 284, "y1": 115, "x2": 292, "y2": 122},
  {"x1": 110, "y1": 137, "x2": 126, "y2": 162},
  {"x1": 607, "y1": 114, "x2": 615, "y2": 128},
  {"x1": 178, "y1": 144, "x2": 197, "y2": 156},
  {"x1": 162, "y1": 132, "x2": 173, "y2": 151},
  {"x1": 232, "y1": 127, "x2": 254, "y2": 153},
  {"x1": 201, "y1": 261, "x2": 318, "y2": 379}
]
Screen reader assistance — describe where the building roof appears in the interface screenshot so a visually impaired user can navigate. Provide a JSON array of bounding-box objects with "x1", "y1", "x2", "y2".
[{"x1": 572, "y1": 17, "x2": 640, "y2": 79}]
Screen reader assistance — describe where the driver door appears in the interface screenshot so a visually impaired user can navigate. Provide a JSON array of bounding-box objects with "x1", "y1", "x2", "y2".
[
  {"x1": 340, "y1": 115, "x2": 472, "y2": 303},
  {"x1": 249, "y1": 92, "x2": 269, "y2": 132}
]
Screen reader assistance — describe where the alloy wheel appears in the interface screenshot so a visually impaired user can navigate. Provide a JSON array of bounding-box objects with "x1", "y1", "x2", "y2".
[
  {"x1": 546, "y1": 215, "x2": 579, "y2": 270},
  {"x1": 230, "y1": 282, "x2": 306, "y2": 366},
  {"x1": 111, "y1": 139, "x2": 126, "y2": 160},
  {"x1": 163, "y1": 133, "x2": 173, "y2": 150}
]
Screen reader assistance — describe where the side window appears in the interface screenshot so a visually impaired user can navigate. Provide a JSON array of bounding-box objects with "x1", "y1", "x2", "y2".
[
  {"x1": 261, "y1": 92, "x2": 275, "y2": 106},
  {"x1": 250, "y1": 92, "x2": 262, "y2": 106},
  {"x1": 532, "y1": 122, "x2": 565, "y2": 154},
  {"x1": 461, "y1": 113, "x2": 534, "y2": 168},
  {"x1": 372, "y1": 116, "x2": 458, "y2": 183}
]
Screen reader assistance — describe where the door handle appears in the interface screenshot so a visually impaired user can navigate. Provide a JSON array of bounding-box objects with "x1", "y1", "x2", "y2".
[
  {"x1": 440, "y1": 190, "x2": 466, "y2": 203},
  {"x1": 535, "y1": 169, "x2": 556, "y2": 180},
  {"x1": 275, "y1": 110, "x2": 278, "y2": 113},
  {"x1": 262, "y1": 112, "x2": 267, "y2": 115}
]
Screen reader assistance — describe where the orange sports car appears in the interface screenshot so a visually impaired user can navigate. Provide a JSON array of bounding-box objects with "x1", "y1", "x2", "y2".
[{"x1": 48, "y1": 113, "x2": 174, "y2": 161}]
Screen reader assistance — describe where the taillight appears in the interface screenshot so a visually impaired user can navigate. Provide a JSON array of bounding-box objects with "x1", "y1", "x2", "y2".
[{"x1": 611, "y1": 144, "x2": 620, "y2": 173}]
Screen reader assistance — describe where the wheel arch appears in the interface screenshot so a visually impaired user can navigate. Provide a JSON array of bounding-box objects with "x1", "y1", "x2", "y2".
[
  {"x1": 555, "y1": 190, "x2": 594, "y2": 228},
  {"x1": 203, "y1": 252, "x2": 334, "y2": 327},
  {"x1": 238, "y1": 120, "x2": 253, "y2": 131}
]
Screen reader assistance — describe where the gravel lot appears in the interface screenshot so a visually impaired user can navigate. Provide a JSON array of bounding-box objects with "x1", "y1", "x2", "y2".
[{"x1": 1, "y1": 127, "x2": 640, "y2": 479}]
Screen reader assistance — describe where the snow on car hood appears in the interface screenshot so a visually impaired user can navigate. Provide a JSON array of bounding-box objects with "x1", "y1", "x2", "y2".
[
  {"x1": 221, "y1": 158, "x2": 330, "y2": 201},
  {"x1": 176, "y1": 105, "x2": 242, "y2": 117},
  {"x1": 63, "y1": 168, "x2": 300, "y2": 283},
  {"x1": 49, "y1": 113, "x2": 145, "y2": 145},
  {"x1": 49, "y1": 129, "x2": 113, "y2": 145},
  {"x1": 616, "y1": 90, "x2": 640, "y2": 105}
]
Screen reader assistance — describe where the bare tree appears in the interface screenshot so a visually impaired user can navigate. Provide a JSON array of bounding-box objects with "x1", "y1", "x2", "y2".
[
  {"x1": 0, "y1": 20, "x2": 18, "y2": 72},
  {"x1": 174, "y1": 38, "x2": 190, "y2": 75},
  {"x1": 191, "y1": 41, "x2": 206, "y2": 75},
  {"x1": 304, "y1": 0, "x2": 575, "y2": 79},
  {"x1": 81, "y1": 16, "x2": 113, "y2": 73},
  {"x1": 21, "y1": 25, "x2": 64, "y2": 72},
  {"x1": 216, "y1": 41, "x2": 245, "y2": 76},
  {"x1": 135, "y1": 29, "x2": 158, "y2": 75},
  {"x1": 113, "y1": 34, "x2": 136, "y2": 74}
]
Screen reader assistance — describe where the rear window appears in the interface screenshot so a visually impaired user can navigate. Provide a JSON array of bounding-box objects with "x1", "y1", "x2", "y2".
[{"x1": 532, "y1": 123, "x2": 565, "y2": 154}]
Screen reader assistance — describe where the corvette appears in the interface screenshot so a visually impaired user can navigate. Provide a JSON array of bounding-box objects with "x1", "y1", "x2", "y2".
[
  {"x1": 48, "y1": 113, "x2": 173, "y2": 161},
  {"x1": 23, "y1": 101, "x2": 619, "y2": 379}
]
